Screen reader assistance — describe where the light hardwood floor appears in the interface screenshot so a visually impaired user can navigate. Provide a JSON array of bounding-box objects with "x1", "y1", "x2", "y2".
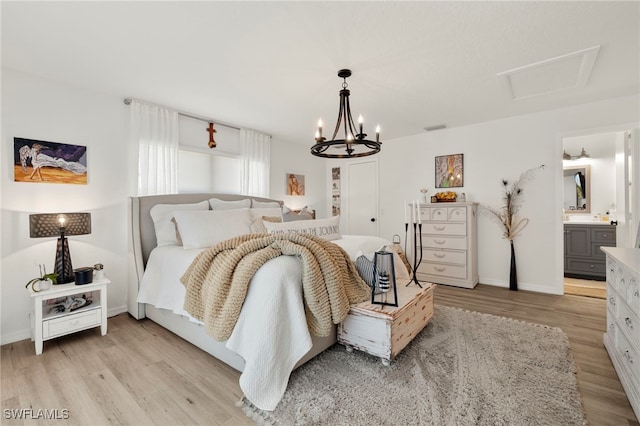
[
  {"x1": 565, "y1": 276, "x2": 607, "y2": 299},
  {"x1": 2, "y1": 284, "x2": 638, "y2": 425}
]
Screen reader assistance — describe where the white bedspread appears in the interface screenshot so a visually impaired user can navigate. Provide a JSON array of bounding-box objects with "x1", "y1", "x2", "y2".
[{"x1": 137, "y1": 235, "x2": 400, "y2": 411}]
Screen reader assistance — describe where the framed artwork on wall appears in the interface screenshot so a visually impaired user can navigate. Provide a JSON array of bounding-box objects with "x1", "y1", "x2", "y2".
[
  {"x1": 331, "y1": 167, "x2": 341, "y2": 216},
  {"x1": 286, "y1": 173, "x2": 305, "y2": 196},
  {"x1": 14, "y1": 137, "x2": 88, "y2": 184},
  {"x1": 435, "y1": 153, "x2": 463, "y2": 188}
]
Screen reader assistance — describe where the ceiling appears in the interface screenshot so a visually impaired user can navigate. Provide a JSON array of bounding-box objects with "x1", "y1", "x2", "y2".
[{"x1": 2, "y1": 1, "x2": 639, "y2": 146}]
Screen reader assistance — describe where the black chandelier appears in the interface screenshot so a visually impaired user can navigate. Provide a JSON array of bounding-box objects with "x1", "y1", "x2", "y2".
[{"x1": 311, "y1": 69, "x2": 381, "y2": 158}]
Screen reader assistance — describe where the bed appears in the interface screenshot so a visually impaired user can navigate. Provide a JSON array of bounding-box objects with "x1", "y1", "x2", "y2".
[{"x1": 127, "y1": 193, "x2": 406, "y2": 410}]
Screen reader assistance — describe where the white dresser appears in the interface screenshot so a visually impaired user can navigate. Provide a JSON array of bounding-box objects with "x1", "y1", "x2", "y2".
[
  {"x1": 602, "y1": 247, "x2": 640, "y2": 420},
  {"x1": 414, "y1": 202, "x2": 478, "y2": 289}
]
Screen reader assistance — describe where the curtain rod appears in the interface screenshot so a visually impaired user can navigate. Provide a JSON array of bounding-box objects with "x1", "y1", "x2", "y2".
[{"x1": 123, "y1": 97, "x2": 241, "y2": 131}]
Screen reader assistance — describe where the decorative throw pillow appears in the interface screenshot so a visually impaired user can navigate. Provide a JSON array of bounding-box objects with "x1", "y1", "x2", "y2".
[
  {"x1": 172, "y1": 208, "x2": 252, "y2": 249},
  {"x1": 249, "y1": 207, "x2": 283, "y2": 221},
  {"x1": 252, "y1": 199, "x2": 281, "y2": 209},
  {"x1": 250, "y1": 216, "x2": 282, "y2": 233},
  {"x1": 355, "y1": 247, "x2": 411, "y2": 283},
  {"x1": 283, "y1": 205, "x2": 314, "y2": 222},
  {"x1": 150, "y1": 200, "x2": 209, "y2": 247},
  {"x1": 355, "y1": 255, "x2": 383, "y2": 294},
  {"x1": 170, "y1": 217, "x2": 183, "y2": 246},
  {"x1": 263, "y1": 215, "x2": 341, "y2": 241},
  {"x1": 387, "y1": 244, "x2": 412, "y2": 274},
  {"x1": 208, "y1": 198, "x2": 251, "y2": 210}
]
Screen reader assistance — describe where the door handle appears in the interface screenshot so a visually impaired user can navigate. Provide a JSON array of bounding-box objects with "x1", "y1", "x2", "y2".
[{"x1": 370, "y1": 218, "x2": 376, "y2": 222}]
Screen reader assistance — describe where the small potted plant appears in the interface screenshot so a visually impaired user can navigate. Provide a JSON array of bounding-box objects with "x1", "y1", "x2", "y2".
[{"x1": 26, "y1": 264, "x2": 57, "y2": 292}]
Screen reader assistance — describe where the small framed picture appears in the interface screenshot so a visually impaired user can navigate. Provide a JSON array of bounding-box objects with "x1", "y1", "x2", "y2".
[
  {"x1": 286, "y1": 173, "x2": 305, "y2": 196},
  {"x1": 435, "y1": 153, "x2": 463, "y2": 188}
]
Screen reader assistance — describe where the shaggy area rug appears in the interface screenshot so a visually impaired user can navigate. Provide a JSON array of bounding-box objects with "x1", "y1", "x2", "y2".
[{"x1": 240, "y1": 305, "x2": 586, "y2": 425}]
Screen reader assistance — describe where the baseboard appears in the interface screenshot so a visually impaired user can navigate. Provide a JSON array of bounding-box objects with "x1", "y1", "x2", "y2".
[
  {"x1": 479, "y1": 278, "x2": 563, "y2": 295},
  {"x1": 108, "y1": 305, "x2": 128, "y2": 317},
  {"x1": 1, "y1": 330, "x2": 31, "y2": 346}
]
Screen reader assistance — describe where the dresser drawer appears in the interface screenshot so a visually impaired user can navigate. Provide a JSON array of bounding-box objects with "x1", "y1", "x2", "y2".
[
  {"x1": 418, "y1": 262, "x2": 467, "y2": 279},
  {"x1": 422, "y1": 249, "x2": 466, "y2": 265},
  {"x1": 617, "y1": 329, "x2": 640, "y2": 387},
  {"x1": 447, "y1": 207, "x2": 467, "y2": 222},
  {"x1": 418, "y1": 207, "x2": 430, "y2": 221},
  {"x1": 422, "y1": 222, "x2": 466, "y2": 236},
  {"x1": 566, "y1": 258, "x2": 605, "y2": 276},
  {"x1": 627, "y1": 275, "x2": 640, "y2": 311},
  {"x1": 592, "y1": 227, "x2": 616, "y2": 243},
  {"x1": 606, "y1": 317, "x2": 618, "y2": 345},
  {"x1": 422, "y1": 236, "x2": 467, "y2": 250},
  {"x1": 43, "y1": 308, "x2": 102, "y2": 339},
  {"x1": 607, "y1": 288, "x2": 620, "y2": 318},
  {"x1": 606, "y1": 257, "x2": 620, "y2": 290},
  {"x1": 617, "y1": 302, "x2": 640, "y2": 352},
  {"x1": 428, "y1": 208, "x2": 447, "y2": 221}
]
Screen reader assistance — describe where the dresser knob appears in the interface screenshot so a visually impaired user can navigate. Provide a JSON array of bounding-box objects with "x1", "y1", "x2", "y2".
[{"x1": 624, "y1": 350, "x2": 634, "y2": 364}]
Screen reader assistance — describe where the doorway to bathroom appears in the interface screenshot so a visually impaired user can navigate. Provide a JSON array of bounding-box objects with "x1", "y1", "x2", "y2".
[{"x1": 561, "y1": 129, "x2": 634, "y2": 298}]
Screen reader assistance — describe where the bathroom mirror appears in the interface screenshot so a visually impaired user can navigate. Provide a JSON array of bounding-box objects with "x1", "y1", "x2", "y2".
[{"x1": 563, "y1": 165, "x2": 590, "y2": 213}]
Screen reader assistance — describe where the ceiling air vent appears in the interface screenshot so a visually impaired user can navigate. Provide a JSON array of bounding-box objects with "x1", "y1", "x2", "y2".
[
  {"x1": 497, "y1": 45, "x2": 600, "y2": 101},
  {"x1": 424, "y1": 124, "x2": 447, "y2": 132}
]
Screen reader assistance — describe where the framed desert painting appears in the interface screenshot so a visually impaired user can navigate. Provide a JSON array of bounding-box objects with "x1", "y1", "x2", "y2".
[
  {"x1": 14, "y1": 137, "x2": 87, "y2": 184},
  {"x1": 435, "y1": 153, "x2": 463, "y2": 188}
]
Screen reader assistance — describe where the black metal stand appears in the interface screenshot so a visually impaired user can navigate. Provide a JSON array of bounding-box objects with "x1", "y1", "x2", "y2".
[
  {"x1": 404, "y1": 222, "x2": 408, "y2": 255},
  {"x1": 408, "y1": 222, "x2": 423, "y2": 288}
]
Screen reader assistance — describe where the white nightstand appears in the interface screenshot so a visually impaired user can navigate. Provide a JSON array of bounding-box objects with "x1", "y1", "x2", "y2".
[{"x1": 29, "y1": 278, "x2": 109, "y2": 355}]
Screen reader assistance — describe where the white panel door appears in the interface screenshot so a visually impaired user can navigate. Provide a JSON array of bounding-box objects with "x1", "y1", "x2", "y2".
[{"x1": 347, "y1": 159, "x2": 379, "y2": 236}]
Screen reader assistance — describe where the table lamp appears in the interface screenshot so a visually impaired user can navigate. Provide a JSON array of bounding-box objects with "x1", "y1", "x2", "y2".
[{"x1": 29, "y1": 212, "x2": 91, "y2": 284}]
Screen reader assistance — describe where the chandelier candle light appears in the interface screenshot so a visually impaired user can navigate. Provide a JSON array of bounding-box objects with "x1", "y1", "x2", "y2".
[{"x1": 311, "y1": 69, "x2": 381, "y2": 158}]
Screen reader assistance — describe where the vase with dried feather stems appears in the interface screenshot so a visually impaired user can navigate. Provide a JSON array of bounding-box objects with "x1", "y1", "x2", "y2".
[{"x1": 484, "y1": 165, "x2": 544, "y2": 291}]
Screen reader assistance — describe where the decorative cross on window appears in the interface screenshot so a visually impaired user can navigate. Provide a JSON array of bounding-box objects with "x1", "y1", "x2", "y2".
[{"x1": 207, "y1": 123, "x2": 217, "y2": 149}]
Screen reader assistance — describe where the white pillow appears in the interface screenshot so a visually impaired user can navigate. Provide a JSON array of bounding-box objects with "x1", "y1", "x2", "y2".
[
  {"x1": 209, "y1": 198, "x2": 251, "y2": 210},
  {"x1": 263, "y1": 216, "x2": 341, "y2": 241},
  {"x1": 252, "y1": 199, "x2": 281, "y2": 209},
  {"x1": 172, "y1": 208, "x2": 252, "y2": 249},
  {"x1": 150, "y1": 201, "x2": 209, "y2": 247}
]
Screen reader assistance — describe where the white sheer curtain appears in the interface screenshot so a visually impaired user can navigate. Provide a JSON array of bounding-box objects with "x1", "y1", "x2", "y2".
[
  {"x1": 239, "y1": 129, "x2": 271, "y2": 197},
  {"x1": 129, "y1": 100, "x2": 179, "y2": 196}
]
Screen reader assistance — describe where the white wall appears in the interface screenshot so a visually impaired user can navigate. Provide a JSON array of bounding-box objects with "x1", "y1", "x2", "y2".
[
  {"x1": 270, "y1": 140, "x2": 327, "y2": 216},
  {"x1": 374, "y1": 95, "x2": 639, "y2": 295},
  {"x1": 1, "y1": 69, "x2": 130, "y2": 344}
]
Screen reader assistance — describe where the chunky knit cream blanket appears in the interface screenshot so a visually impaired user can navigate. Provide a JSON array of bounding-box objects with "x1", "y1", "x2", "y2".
[{"x1": 181, "y1": 233, "x2": 370, "y2": 341}]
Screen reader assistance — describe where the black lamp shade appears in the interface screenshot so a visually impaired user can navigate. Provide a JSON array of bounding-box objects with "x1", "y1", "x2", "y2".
[
  {"x1": 29, "y1": 213, "x2": 91, "y2": 238},
  {"x1": 29, "y1": 213, "x2": 91, "y2": 284}
]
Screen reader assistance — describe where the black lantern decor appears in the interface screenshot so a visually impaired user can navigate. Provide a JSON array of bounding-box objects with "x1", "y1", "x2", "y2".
[{"x1": 371, "y1": 247, "x2": 399, "y2": 307}]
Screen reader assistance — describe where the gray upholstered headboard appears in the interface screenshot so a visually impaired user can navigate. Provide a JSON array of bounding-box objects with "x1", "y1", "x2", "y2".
[{"x1": 127, "y1": 193, "x2": 283, "y2": 318}]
